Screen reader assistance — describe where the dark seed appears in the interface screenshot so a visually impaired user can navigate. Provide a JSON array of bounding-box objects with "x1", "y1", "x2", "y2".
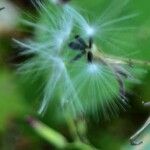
[
  {"x1": 87, "y1": 51, "x2": 93, "y2": 63},
  {"x1": 0, "y1": 7, "x2": 5, "y2": 11}
]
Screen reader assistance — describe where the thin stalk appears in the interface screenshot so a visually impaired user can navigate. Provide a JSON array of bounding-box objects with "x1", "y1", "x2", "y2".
[{"x1": 27, "y1": 116, "x2": 68, "y2": 149}]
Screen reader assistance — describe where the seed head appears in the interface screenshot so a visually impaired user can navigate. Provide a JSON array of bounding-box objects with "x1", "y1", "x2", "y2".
[{"x1": 15, "y1": 0, "x2": 143, "y2": 119}]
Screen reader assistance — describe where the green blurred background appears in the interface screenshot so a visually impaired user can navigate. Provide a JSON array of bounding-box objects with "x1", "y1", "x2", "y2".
[{"x1": 0, "y1": 0, "x2": 149, "y2": 149}]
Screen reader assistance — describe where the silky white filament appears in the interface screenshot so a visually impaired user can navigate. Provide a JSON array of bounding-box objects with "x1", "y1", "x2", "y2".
[{"x1": 15, "y1": 0, "x2": 144, "y2": 118}]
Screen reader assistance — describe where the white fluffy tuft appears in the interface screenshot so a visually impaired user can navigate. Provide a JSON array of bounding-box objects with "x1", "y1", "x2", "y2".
[{"x1": 15, "y1": 0, "x2": 143, "y2": 118}]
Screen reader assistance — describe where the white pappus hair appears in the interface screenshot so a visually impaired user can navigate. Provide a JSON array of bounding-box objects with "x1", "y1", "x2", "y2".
[{"x1": 15, "y1": 0, "x2": 145, "y2": 119}]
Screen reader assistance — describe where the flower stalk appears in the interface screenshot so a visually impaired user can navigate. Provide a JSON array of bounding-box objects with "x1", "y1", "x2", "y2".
[
  {"x1": 26, "y1": 116, "x2": 97, "y2": 149},
  {"x1": 27, "y1": 116, "x2": 68, "y2": 149}
]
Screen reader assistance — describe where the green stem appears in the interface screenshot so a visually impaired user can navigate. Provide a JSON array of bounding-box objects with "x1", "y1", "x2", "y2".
[
  {"x1": 27, "y1": 116, "x2": 68, "y2": 149},
  {"x1": 65, "y1": 113, "x2": 80, "y2": 141},
  {"x1": 67, "y1": 141, "x2": 97, "y2": 150},
  {"x1": 26, "y1": 116, "x2": 97, "y2": 149}
]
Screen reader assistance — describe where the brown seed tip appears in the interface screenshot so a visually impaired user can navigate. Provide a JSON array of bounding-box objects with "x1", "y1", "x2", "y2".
[{"x1": 26, "y1": 116, "x2": 37, "y2": 127}]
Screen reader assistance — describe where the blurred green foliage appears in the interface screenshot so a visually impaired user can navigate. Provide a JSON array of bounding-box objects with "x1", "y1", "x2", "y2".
[{"x1": 0, "y1": 0, "x2": 150, "y2": 149}]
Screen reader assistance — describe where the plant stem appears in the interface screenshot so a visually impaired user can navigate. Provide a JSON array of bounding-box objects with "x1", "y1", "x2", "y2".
[{"x1": 27, "y1": 116, "x2": 68, "y2": 149}]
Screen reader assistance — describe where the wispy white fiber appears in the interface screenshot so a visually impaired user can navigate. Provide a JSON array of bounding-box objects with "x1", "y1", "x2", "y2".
[{"x1": 15, "y1": 0, "x2": 143, "y2": 118}]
